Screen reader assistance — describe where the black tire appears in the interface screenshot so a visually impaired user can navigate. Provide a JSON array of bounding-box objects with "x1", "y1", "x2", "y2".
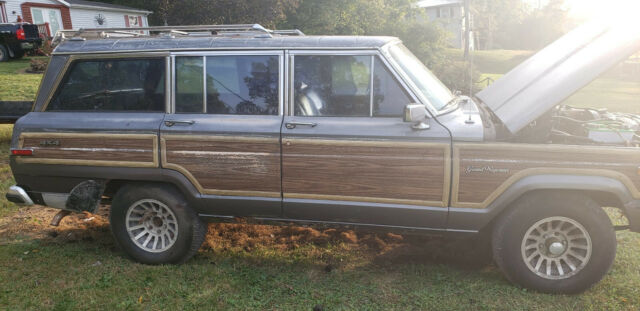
[
  {"x1": 109, "y1": 184, "x2": 206, "y2": 264},
  {"x1": 492, "y1": 192, "x2": 616, "y2": 294},
  {"x1": 11, "y1": 49, "x2": 25, "y2": 59},
  {"x1": 0, "y1": 44, "x2": 9, "y2": 62}
]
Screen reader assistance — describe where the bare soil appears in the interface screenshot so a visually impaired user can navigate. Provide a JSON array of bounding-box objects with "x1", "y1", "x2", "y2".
[{"x1": 0, "y1": 206, "x2": 493, "y2": 268}]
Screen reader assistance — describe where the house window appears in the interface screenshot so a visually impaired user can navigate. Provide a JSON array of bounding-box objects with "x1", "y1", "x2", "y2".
[
  {"x1": 439, "y1": 7, "x2": 453, "y2": 19},
  {"x1": 125, "y1": 15, "x2": 143, "y2": 27},
  {"x1": 31, "y1": 7, "x2": 63, "y2": 35}
]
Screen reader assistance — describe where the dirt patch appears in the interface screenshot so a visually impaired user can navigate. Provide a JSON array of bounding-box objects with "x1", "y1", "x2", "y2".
[
  {"x1": 203, "y1": 222, "x2": 407, "y2": 253},
  {"x1": 0, "y1": 205, "x2": 111, "y2": 245},
  {"x1": 0, "y1": 206, "x2": 493, "y2": 268}
]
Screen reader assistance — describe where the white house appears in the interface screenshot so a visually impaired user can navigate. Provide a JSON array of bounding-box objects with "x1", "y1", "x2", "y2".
[
  {"x1": 0, "y1": 0, "x2": 151, "y2": 36},
  {"x1": 416, "y1": 0, "x2": 474, "y2": 50}
]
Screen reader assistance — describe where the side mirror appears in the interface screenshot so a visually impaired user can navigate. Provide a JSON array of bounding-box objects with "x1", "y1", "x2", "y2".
[{"x1": 403, "y1": 104, "x2": 430, "y2": 130}]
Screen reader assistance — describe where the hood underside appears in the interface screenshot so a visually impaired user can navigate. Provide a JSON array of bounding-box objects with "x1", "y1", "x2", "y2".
[{"x1": 476, "y1": 19, "x2": 640, "y2": 134}]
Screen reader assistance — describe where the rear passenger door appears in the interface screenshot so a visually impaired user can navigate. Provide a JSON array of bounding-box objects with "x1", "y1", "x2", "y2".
[
  {"x1": 281, "y1": 51, "x2": 451, "y2": 229},
  {"x1": 160, "y1": 51, "x2": 284, "y2": 217}
]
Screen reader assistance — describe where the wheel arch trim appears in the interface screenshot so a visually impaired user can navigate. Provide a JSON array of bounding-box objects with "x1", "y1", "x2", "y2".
[{"x1": 448, "y1": 173, "x2": 638, "y2": 232}]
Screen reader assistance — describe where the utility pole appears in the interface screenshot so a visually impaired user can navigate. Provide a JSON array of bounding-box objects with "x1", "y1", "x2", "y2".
[{"x1": 463, "y1": 0, "x2": 471, "y2": 60}]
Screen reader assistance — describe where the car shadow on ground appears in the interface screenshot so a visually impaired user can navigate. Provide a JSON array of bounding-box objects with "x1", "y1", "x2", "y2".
[{"x1": 0, "y1": 205, "x2": 496, "y2": 273}]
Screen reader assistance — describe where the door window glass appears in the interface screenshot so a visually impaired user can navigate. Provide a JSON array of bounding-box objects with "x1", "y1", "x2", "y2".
[
  {"x1": 206, "y1": 55, "x2": 279, "y2": 115},
  {"x1": 174, "y1": 55, "x2": 279, "y2": 115},
  {"x1": 47, "y1": 9, "x2": 62, "y2": 34},
  {"x1": 31, "y1": 8, "x2": 44, "y2": 24},
  {"x1": 175, "y1": 57, "x2": 204, "y2": 113},
  {"x1": 31, "y1": 8, "x2": 62, "y2": 35},
  {"x1": 293, "y1": 55, "x2": 411, "y2": 117},
  {"x1": 372, "y1": 58, "x2": 412, "y2": 117},
  {"x1": 47, "y1": 58, "x2": 165, "y2": 112},
  {"x1": 294, "y1": 55, "x2": 371, "y2": 117}
]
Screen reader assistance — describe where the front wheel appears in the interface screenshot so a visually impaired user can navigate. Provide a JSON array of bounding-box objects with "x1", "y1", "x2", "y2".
[
  {"x1": 492, "y1": 192, "x2": 616, "y2": 294},
  {"x1": 110, "y1": 184, "x2": 206, "y2": 264}
]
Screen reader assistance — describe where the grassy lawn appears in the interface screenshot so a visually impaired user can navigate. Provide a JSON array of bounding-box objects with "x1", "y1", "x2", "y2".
[
  {"x1": 463, "y1": 50, "x2": 640, "y2": 113},
  {"x1": 0, "y1": 56, "x2": 640, "y2": 310},
  {"x1": 0, "y1": 58, "x2": 44, "y2": 101}
]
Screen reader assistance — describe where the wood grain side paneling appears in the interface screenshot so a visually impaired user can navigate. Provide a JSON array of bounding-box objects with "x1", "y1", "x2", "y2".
[
  {"x1": 17, "y1": 133, "x2": 158, "y2": 167},
  {"x1": 453, "y1": 143, "x2": 640, "y2": 208},
  {"x1": 282, "y1": 139, "x2": 450, "y2": 207},
  {"x1": 161, "y1": 135, "x2": 281, "y2": 198}
]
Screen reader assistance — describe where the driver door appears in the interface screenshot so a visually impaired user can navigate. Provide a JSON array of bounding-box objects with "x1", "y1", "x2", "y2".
[{"x1": 281, "y1": 51, "x2": 451, "y2": 229}]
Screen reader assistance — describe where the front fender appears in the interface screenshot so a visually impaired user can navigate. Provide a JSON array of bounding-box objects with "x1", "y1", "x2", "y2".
[{"x1": 447, "y1": 174, "x2": 639, "y2": 233}]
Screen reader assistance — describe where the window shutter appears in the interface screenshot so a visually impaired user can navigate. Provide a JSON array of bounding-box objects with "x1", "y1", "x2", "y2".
[
  {"x1": 138, "y1": 16, "x2": 143, "y2": 27},
  {"x1": 124, "y1": 15, "x2": 129, "y2": 27}
]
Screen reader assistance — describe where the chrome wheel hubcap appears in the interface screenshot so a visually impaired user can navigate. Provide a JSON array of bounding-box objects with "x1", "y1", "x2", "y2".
[
  {"x1": 521, "y1": 216, "x2": 592, "y2": 280},
  {"x1": 125, "y1": 199, "x2": 178, "y2": 253}
]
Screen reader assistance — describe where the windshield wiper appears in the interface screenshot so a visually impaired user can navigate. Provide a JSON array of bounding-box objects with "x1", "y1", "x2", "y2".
[{"x1": 440, "y1": 95, "x2": 460, "y2": 111}]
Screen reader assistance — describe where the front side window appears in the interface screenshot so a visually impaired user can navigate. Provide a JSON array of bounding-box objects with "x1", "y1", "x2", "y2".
[
  {"x1": 175, "y1": 55, "x2": 279, "y2": 115},
  {"x1": 48, "y1": 58, "x2": 165, "y2": 112},
  {"x1": 294, "y1": 55, "x2": 411, "y2": 117}
]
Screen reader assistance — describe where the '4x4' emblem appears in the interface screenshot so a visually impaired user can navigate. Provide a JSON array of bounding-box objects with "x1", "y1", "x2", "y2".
[{"x1": 39, "y1": 140, "x2": 60, "y2": 147}]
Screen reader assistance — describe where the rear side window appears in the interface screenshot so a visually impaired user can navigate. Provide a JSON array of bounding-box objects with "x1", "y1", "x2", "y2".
[
  {"x1": 175, "y1": 55, "x2": 280, "y2": 115},
  {"x1": 294, "y1": 55, "x2": 411, "y2": 117},
  {"x1": 47, "y1": 58, "x2": 166, "y2": 112}
]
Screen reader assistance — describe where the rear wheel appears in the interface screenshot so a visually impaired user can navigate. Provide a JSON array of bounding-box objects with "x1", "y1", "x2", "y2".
[
  {"x1": 11, "y1": 49, "x2": 25, "y2": 59},
  {"x1": 492, "y1": 192, "x2": 616, "y2": 294},
  {"x1": 0, "y1": 44, "x2": 9, "y2": 62},
  {"x1": 109, "y1": 184, "x2": 206, "y2": 264}
]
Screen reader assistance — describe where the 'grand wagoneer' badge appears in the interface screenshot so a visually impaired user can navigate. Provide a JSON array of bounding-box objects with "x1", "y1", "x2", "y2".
[{"x1": 465, "y1": 166, "x2": 510, "y2": 174}]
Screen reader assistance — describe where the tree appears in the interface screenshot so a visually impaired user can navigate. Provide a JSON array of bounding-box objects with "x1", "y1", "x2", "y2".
[
  {"x1": 472, "y1": 0, "x2": 569, "y2": 50},
  {"x1": 101, "y1": 0, "x2": 299, "y2": 28},
  {"x1": 471, "y1": 0, "x2": 527, "y2": 50},
  {"x1": 515, "y1": 0, "x2": 569, "y2": 49},
  {"x1": 279, "y1": 0, "x2": 449, "y2": 66}
]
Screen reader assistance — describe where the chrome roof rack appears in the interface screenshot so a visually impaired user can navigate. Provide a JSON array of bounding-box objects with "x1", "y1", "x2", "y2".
[{"x1": 51, "y1": 24, "x2": 305, "y2": 46}]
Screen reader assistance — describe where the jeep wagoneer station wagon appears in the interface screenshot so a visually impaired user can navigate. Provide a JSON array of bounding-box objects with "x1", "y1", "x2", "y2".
[{"x1": 6, "y1": 24, "x2": 640, "y2": 294}]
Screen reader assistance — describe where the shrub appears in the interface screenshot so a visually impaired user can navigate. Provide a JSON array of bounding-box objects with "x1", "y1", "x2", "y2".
[
  {"x1": 28, "y1": 58, "x2": 49, "y2": 73},
  {"x1": 431, "y1": 59, "x2": 481, "y2": 95}
]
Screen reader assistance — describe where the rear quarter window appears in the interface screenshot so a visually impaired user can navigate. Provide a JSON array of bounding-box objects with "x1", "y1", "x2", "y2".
[{"x1": 47, "y1": 58, "x2": 166, "y2": 112}]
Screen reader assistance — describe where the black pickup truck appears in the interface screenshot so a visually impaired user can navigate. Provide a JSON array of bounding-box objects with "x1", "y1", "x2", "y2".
[{"x1": 0, "y1": 23, "x2": 42, "y2": 62}]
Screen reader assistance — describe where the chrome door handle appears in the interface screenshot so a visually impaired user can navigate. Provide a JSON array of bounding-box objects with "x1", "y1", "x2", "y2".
[
  {"x1": 285, "y1": 122, "x2": 318, "y2": 129},
  {"x1": 164, "y1": 120, "x2": 195, "y2": 127}
]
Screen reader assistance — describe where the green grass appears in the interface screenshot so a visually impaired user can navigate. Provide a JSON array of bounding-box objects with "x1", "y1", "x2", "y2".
[
  {"x1": 0, "y1": 57, "x2": 44, "y2": 101},
  {"x1": 446, "y1": 49, "x2": 534, "y2": 75},
  {"x1": 1, "y1": 54, "x2": 640, "y2": 310},
  {"x1": 0, "y1": 124, "x2": 15, "y2": 218},
  {"x1": 1, "y1": 219, "x2": 640, "y2": 310},
  {"x1": 468, "y1": 50, "x2": 640, "y2": 114},
  {"x1": 479, "y1": 73, "x2": 640, "y2": 114}
]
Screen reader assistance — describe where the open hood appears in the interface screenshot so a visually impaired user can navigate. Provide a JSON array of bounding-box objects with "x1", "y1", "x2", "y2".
[{"x1": 476, "y1": 19, "x2": 640, "y2": 134}]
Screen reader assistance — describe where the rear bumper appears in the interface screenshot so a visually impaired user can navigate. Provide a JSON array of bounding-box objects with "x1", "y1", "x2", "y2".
[
  {"x1": 6, "y1": 185, "x2": 34, "y2": 206},
  {"x1": 625, "y1": 200, "x2": 640, "y2": 233}
]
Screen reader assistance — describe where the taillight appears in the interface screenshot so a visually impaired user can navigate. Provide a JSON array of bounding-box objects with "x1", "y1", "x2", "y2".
[
  {"x1": 16, "y1": 29, "x2": 26, "y2": 40},
  {"x1": 11, "y1": 149, "x2": 33, "y2": 156}
]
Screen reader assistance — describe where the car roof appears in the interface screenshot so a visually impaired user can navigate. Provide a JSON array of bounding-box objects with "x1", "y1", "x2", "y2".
[{"x1": 52, "y1": 35, "x2": 401, "y2": 54}]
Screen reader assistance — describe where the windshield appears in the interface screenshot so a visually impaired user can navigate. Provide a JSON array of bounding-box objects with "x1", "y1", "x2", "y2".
[{"x1": 388, "y1": 44, "x2": 454, "y2": 111}]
